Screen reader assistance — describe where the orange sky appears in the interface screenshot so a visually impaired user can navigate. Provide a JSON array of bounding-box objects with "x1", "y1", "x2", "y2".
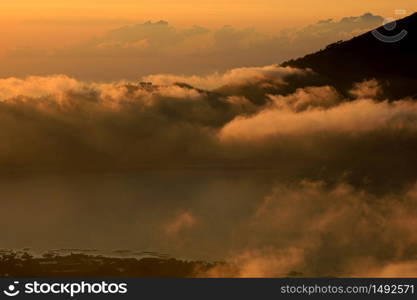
[
  {"x1": 0, "y1": 0, "x2": 415, "y2": 51},
  {"x1": 1, "y1": 0, "x2": 416, "y2": 27},
  {"x1": 0, "y1": 0, "x2": 415, "y2": 79}
]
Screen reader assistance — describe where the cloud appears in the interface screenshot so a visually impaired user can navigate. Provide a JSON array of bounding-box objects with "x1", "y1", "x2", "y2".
[
  {"x1": 203, "y1": 247, "x2": 305, "y2": 277},
  {"x1": 219, "y1": 98, "x2": 417, "y2": 141},
  {"x1": 349, "y1": 79, "x2": 382, "y2": 99},
  {"x1": 1, "y1": 66, "x2": 417, "y2": 185},
  {"x1": 2, "y1": 64, "x2": 417, "y2": 274},
  {"x1": 288, "y1": 13, "x2": 384, "y2": 48},
  {"x1": 0, "y1": 75, "x2": 85, "y2": 103},
  {"x1": 142, "y1": 65, "x2": 307, "y2": 90},
  {"x1": 198, "y1": 181, "x2": 417, "y2": 277},
  {"x1": 84, "y1": 13, "x2": 383, "y2": 61},
  {"x1": 4, "y1": 14, "x2": 384, "y2": 80},
  {"x1": 365, "y1": 261, "x2": 417, "y2": 278},
  {"x1": 165, "y1": 211, "x2": 196, "y2": 237}
]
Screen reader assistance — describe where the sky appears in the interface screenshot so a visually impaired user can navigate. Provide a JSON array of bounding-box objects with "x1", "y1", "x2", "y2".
[
  {"x1": 1, "y1": 0, "x2": 417, "y2": 277},
  {"x1": 1, "y1": 0, "x2": 415, "y2": 26},
  {"x1": 0, "y1": 0, "x2": 416, "y2": 80}
]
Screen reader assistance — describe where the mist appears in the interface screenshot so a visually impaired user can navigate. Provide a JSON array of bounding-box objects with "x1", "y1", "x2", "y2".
[{"x1": 1, "y1": 63, "x2": 417, "y2": 276}]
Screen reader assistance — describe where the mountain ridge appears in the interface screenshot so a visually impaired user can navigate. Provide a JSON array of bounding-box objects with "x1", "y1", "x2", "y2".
[{"x1": 283, "y1": 12, "x2": 417, "y2": 99}]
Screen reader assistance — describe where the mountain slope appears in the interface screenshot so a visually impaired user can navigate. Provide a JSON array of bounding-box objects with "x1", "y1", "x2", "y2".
[{"x1": 283, "y1": 12, "x2": 417, "y2": 99}]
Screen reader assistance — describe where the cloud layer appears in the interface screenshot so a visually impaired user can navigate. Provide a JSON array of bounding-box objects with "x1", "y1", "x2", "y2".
[
  {"x1": 200, "y1": 181, "x2": 417, "y2": 277},
  {"x1": 1, "y1": 64, "x2": 417, "y2": 276}
]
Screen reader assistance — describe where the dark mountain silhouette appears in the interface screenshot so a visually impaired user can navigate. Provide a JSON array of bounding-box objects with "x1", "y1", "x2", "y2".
[
  {"x1": 0, "y1": 251, "x2": 308, "y2": 277},
  {"x1": 283, "y1": 12, "x2": 417, "y2": 99},
  {"x1": 0, "y1": 251, "x2": 233, "y2": 278}
]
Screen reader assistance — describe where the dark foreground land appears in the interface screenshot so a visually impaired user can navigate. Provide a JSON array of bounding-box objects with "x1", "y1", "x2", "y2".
[{"x1": 0, "y1": 251, "x2": 231, "y2": 277}]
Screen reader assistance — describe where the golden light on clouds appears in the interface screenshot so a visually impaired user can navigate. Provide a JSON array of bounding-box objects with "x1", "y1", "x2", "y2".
[{"x1": 0, "y1": 0, "x2": 417, "y2": 275}]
